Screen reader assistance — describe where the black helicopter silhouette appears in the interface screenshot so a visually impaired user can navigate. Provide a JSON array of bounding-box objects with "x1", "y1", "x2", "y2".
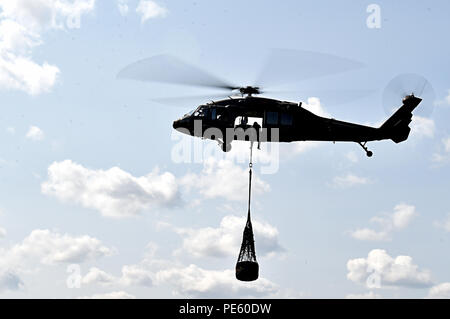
[{"x1": 118, "y1": 50, "x2": 425, "y2": 157}]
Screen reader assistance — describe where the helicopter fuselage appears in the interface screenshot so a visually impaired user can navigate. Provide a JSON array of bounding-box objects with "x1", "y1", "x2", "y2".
[
  {"x1": 174, "y1": 96, "x2": 379, "y2": 143},
  {"x1": 172, "y1": 95, "x2": 422, "y2": 156}
]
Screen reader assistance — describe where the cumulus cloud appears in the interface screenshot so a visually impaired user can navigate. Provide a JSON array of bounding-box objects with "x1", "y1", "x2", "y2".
[
  {"x1": 41, "y1": 160, "x2": 180, "y2": 218},
  {"x1": 302, "y1": 97, "x2": 330, "y2": 117},
  {"x1": 78, "y1": 240, "x2": 283, "y2": 298},
  {"x1": 432, "y1": 137, "x2": 450, "y2": 164},
  {"x1": 136, "y1": 0, "x2": 167, "y2": 23},
  {"x1": 79, "y1": 291, "x2": 136, "y2": 299},
  {"x1": 349, "y1": 203, "x2": 417, "y2": 241},
  {"x1": 119, "y1": 264, "x2": 154, "y2": 287},
  {"x1": 331, "y1": 173, "x2": 370, "y2": 188},
  {"x1": 427, "y1": 283, "x2": 450, "y2": 299},
  {"x1": 0, "y1": 229, "x2": 113, "y2": 292},
  {"x1": 410, "y1": 116, "x2": 435, "y2": 138},
  {"x1": 166, "y1": 215, "x2": 283, "y2": 259},
  {"x1": 117, "y1": 0, "x2": 129, "y2": 16},
  {"x1": 81, "y1": 263, "x2": 154, "y2": 288},
  {"x1": 0, "y1": 0, "x2": 95, "y2": 95},
  {"x1": 347, "y1": 249, "x2": 432, "y2": 288},
  {"x1": 26, "y1": 125, "x2": 44, "y2": 141},
  {"x1": 0, "y1": 226, "x2": 5, "y2": 238},
  {"x1": 180, "y1": 157, "x2": 270, "y2": 202},
  {"x1": 82, "y1": 267, "x2": 115, "y2": 285},
  {"x1": 155, "y1": 264, "x2": 278, "y2": 298},
  {"x1": 0, "y1": 229, "x2": 115, "y2": 267},
  {"x1": 435, "y1": 89, "x2": 450, "y2": 107},
  {"x1": 81, "y1": 262, "x2": 280, "y2": 298},
  {"x1": 433, "y1": 213, "x2": 450, "y2": 232}
]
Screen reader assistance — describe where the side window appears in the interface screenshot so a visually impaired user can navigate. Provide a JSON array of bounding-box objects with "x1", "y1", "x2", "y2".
[
  {"x1": 266, "y1": 111, "x2": 278, "y2": 125},
  {"x1": 280, "y1": 113, "x2": 293, "y2": 125},
  {"x1": 210, "y1": 108, "x2": 217, "y2": 120}
]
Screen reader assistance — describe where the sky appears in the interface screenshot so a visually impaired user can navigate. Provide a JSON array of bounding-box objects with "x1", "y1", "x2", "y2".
[{"x1": 0, "y1": 0, "x2": 450, "y2": 299}]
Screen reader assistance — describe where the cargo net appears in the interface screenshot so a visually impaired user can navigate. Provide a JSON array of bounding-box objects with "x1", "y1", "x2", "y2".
[
  {"x1": 237, "y1": 212, "x2": 257, "y2": 263},
  {"x1": 235, "y1": 142, "x2": 259, "y2": 281}
]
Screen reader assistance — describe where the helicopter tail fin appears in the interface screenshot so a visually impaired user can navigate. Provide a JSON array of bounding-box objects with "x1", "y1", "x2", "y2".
[{"x1": 379, "y1": 95, "x2": 422, "y2": 143}]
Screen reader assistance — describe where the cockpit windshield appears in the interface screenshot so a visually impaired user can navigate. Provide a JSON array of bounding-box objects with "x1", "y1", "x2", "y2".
[{"x1": 183, "y1": 105, "x2": 203, "y2": 118}]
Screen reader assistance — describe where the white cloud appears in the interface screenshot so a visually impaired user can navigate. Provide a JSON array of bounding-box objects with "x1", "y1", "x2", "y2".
[
  {"x1": 81, "y1": 264, "x2": 154, "y2": 288},
  {"x1": 302, "y1": 97, "x2": 330, "y2": 117},
  {"x1": 345, "y1": 291, "x2": 381, "y2": 299},
  {"x1": 180, "y1": 157, "x2": 270, "y2": 202},
  {"x1": 347, "y1": 249, "x2": 432, "y2": 288},
  {"x1": 0, "y1": 229, "x2": 115, "y2": 267},
  {"x1": 79, "y1": 291, "x2": 136, "y2": 299},
  {"x1": 119, "y1": 264, "x2": 154, "y2": 287},
  {"x1": 349, "y1": 203, "x2": 417, "y2": 241},
  {"x1": 81, "y1": 263, "x2": 155, "y2": 288},
  {"x1": 169, "y1": 215, "x2": 283, "y2": 259},
  {"x1": 432, "y1": 137, "x2": 450, "y2": 164},
  {"x1": 435, "y1": 89, "x2": 450, "y2": 107},
  {"x1": 0, "y1": 226, "x2": 6, "y2": 238},
  {"x1": 26, "y1": 125, "x2": 44, "y2": 141},
  {"x1": 82, "y1": 267, "x2": 115, "y2": 285},
  {"x1": 433, "y1": 213, "x2": 450, "y2": 232},
  {"x1": 410, "y1": 116, "x2": 435, "y2": 138},
  {"x1": 331, "y1": 173, "x2": 370, "y2": 188},
  {"x1": 136, "y1": 0, "x2": 167, "y2": 23},
  {"x1": 41, "y1": 160, "x2": 180, "y2": 218},
  {"x1": 155, "y1": 264, "x2": 278, "y2": 298},
  {"x1": 77, "y1": 240, "x2": 285, "y2": 298},
  {"x1": 0, "y1": 0, "x2": 95, "y2": 95},
  {"x1": 445, "y1": 90, "x2": 450, "y2": 106},
  {"x1": 117, "y1": 0, "x2": 129, "y2": 16},
  {"x1": 427, "y1": 283, "x2": 450, "y2": 299},
  {"x1": 0, "y1": 228, "x2": 113, "y2": 292},
  {"x1": 350, "y1": 228, "x2": 389, "y2": 241},
  {"x1": 289, "y1": 141, "x2": 320, "y2": 155}
]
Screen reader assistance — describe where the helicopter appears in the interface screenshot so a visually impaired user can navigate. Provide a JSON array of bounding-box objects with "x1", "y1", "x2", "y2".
[{"x1": 118, "y1": 51, "x2": 428, "y2": 157}]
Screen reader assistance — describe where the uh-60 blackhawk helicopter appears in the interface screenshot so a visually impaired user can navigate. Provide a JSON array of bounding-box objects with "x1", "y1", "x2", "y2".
[{"x1": 118, "y1": 50, "x2": 429, "y2": 157}]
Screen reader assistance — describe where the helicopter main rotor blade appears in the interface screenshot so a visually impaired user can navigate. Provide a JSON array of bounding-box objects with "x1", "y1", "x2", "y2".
[
  {"x1": 255, "y1": 49, "x2": 365, "y2": 88},
  {"x1": 117, "y1": 54, "x2": 237, "y2": 90},
  {"x1": 263, "y1": 88, "x2": 375, "y2": 106},
  {"x1": 150, "y1": 93, "x2": 235, "y2": 107}
]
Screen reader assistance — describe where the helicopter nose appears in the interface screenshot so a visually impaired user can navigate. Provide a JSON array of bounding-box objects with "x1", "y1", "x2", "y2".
[{"x1": 172, "y1": 119, "x2": 187, "y2": 131}]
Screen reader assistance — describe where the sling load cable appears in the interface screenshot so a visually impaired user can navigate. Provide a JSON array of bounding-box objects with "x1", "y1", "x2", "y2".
[{"x1": 235, "y1": 140, "x2": 259, "y2": 281}]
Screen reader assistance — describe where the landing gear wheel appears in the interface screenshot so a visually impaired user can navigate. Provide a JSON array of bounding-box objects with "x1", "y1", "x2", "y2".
[{"x1": 358, "y1": 142, "x2": 373, "y2": 158}]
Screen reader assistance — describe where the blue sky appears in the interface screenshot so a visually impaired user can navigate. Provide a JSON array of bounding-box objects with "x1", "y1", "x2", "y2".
[{"x1": 0, "y1": 0, "x2": 450, "y2": 298}]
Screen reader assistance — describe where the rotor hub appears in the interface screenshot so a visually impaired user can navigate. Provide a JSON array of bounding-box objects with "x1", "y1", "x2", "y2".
[{"x1": 239, "y1": 86, "x2": 260, "y2": 96}]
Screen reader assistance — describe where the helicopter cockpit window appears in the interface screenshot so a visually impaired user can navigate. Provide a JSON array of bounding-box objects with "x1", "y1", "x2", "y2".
[
  {"x1": 266, "y1": 111, "x2": 278, "y2": 125},
  {"x1": 280, "y1": 113, "x2": 293, "y2": 125},
  {"x1": 210, "y1": 108, "x2": 217, "y2": 120},
  {"x1": 194, "y1": 106, "x2": 205, "y2": 117}
]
